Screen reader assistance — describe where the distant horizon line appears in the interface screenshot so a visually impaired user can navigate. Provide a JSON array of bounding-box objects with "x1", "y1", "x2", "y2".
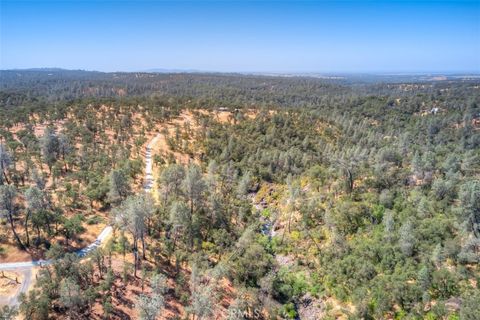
[{"x1": 1, "y1": 67, "x2": 480, "y2": 76}]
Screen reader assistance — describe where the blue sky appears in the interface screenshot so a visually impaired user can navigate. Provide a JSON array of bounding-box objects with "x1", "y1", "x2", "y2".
[{"x1": 1, "y1": 1, "x2": 479, "y2": 73}]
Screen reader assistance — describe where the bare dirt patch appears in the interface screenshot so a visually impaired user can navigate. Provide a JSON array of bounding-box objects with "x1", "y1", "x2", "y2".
[{"x1": 0, "y1": 271, "x2": 22, "y2": 296}]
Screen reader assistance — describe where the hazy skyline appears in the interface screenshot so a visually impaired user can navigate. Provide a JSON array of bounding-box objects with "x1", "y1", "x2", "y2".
[{"x1": 1, "y1": 1, "x2": 479, "y2": 73}]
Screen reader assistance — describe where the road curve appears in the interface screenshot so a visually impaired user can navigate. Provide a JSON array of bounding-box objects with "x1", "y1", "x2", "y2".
[
  {"x1": 0, "y1": 133, "x2": 161, "y2": 306},
  {"x1": 144, "y1": 134, "x2": 160, "y2": 191}
]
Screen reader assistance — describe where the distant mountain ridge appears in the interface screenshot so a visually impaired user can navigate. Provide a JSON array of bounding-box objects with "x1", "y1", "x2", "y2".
[
  {"x1": 144, "y1": 68, "x2": 204, "y2": 73},
  {"x1": 6, "y1": 67, "x2": 100, "y2": 72}
]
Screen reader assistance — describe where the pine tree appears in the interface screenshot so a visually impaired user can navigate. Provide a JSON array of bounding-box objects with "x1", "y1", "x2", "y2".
[{"x1": 399, "y1": 220, "x2": 415, "y2": 256}]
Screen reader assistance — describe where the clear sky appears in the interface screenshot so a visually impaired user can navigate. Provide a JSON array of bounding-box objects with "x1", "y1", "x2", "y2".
[{"x1": 1, "y1": 1, "x2": 479, "y2": 73}]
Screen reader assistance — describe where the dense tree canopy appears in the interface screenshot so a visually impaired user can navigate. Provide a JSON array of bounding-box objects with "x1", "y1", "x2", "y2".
[{"x1": 1, "y1": 71, "x2": 479, "y2": 319}]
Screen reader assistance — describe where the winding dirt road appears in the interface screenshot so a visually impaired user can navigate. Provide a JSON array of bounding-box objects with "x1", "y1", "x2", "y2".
[{"x1": 0, "y1": 134, "x2": 161, "y2": 307}]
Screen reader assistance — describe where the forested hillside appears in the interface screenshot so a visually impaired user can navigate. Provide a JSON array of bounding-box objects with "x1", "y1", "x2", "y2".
[{"x1": 0, "y1": 71, "x2": 479, "y2": 319}]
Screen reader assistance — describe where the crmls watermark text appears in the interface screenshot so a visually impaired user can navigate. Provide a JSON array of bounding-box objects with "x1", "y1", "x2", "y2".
[
  {"x1": 228, "y1": 309, "x2": 263, "y2": 319},
  {"x1": 228, "y1": 309, "x2": 290, "y2": 319}
]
